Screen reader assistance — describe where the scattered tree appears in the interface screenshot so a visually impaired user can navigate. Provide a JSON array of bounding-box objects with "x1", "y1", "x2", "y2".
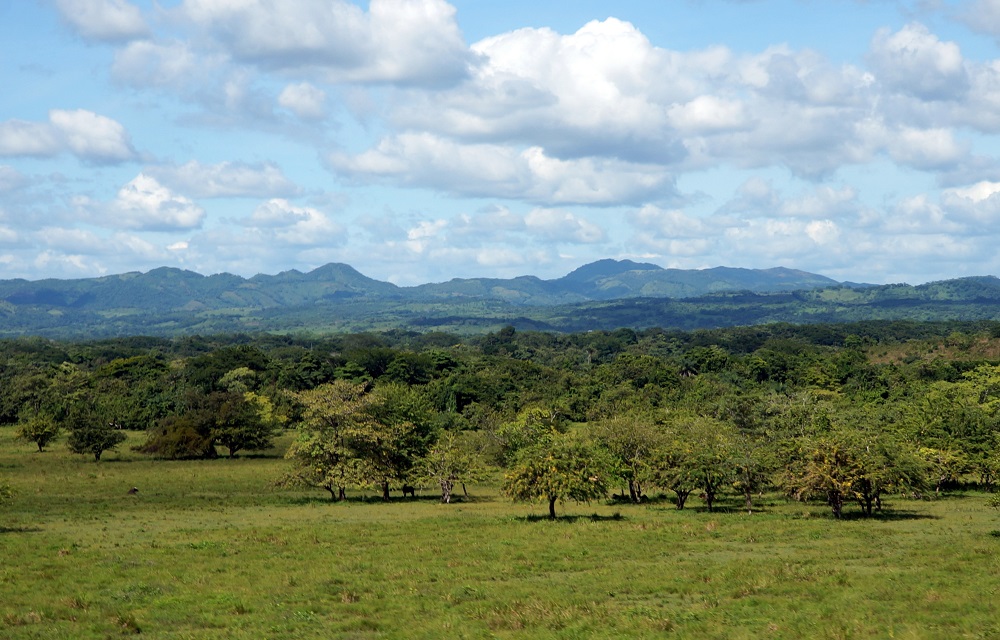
[
  {"x1": 15, "y1": 412, "x2": 60, "y2": 452},
  {"x1": 502, "y1": 431, "x2": 609, "y2": 519}
]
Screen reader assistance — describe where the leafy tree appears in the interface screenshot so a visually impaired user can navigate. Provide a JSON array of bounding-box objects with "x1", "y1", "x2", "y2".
[
  {"x1": 654, "y1": 414, "x2": 733, "y2": 511},
  {"x1": 15, "y1": 412, "x2": 60, "y2": 452},
  {"x1": 591, "y1": 414, "x2": 662, "y2": 503},
  {"x1": 502, "y1": 431, "x2": 610, "y2": 519},
  {"x1": 492, "y1": 406, "x2": 563, "y2": 466},
  {"x1": 356, "y1": 383, "x2": 436, "y2": 500},
  {"x1": 782, "y1": 429, "x2": 927, "y2": 518},
  {"x1": 212, "y1": 391, "x2": 279, "y2": 458},
  {"x1": 414, "y1": 431, "x2": 489, "y2": 503},
  {"x1": 65, "y1": 400, "x2": 127, "y2": 461},
  {"x1": 282, "y1": 381, "x2": 376, "y2": 500},
  {"x1": 918, "y1": 447, "x2": 969, "y2": 495}
]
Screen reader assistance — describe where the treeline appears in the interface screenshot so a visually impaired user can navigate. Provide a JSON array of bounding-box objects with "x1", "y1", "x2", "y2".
[{"x1": 3, "y1": 320, "x2": 1000, "y2": 517}]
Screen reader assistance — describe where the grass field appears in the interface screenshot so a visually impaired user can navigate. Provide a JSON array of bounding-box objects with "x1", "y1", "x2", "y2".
[{"x1": 1, "y1": 427, "x2": 999, "y2": 639}]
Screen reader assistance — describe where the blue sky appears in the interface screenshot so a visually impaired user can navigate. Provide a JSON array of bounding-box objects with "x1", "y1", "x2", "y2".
[{"x1": 3, "y1": 1, "x2": 1000, "y2": 286}]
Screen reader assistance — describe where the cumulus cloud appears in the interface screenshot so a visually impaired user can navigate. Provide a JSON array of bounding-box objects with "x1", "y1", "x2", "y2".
[
  {"x1": 330, "y1": 133, "x2": 676, "y2": 206},
  {"x1": 0, "y1": 110, "x2": 135, "y2": 164},
  {"x1": 278, "y1": 82, "x2": 327, "y2": 119},
  {"x1": 148, "y1": 161, "x2": 300, "y2": 198},
  {"x1": 524, "y1": 208, "x2": 607, "y2": 244},
  {"x1": 112, "y1": 39, "x2": 208, "y2": 91},
  {"x1": 868, "y1": 23, "x2": 968, "y2": 100},
  {"x1": 55, "y1": 0, "x2": 148, "y2": 42},
  {"x1": 241, "y1": 199, "x2": 344, "y2": 246},
  {"x1": 107, "y1": 174, "x2": 206, "y2": 231},
  {"x1": 178, "y1": 0, "x2": 474, "y2": 85}
]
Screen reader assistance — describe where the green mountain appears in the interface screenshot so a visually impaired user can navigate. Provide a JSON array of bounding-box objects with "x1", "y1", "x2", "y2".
[{"x1": 2, "y1": 260, "x2": 999, "y2": 338}]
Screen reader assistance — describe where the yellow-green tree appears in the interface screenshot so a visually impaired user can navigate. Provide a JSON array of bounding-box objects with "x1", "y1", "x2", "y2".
[{"x1": 502, "y1": 431, "x2": 609, "y2": 519}]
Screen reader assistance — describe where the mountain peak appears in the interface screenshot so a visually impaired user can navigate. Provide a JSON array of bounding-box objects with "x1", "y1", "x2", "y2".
[{"x1": 558, "y1": 259, "x2": 663, "y2": 283}]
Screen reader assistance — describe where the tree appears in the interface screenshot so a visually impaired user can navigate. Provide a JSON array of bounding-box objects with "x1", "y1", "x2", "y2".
[
  {"x1": 502, "y1": 431, "x2": 609, "y2": 519},
  {"x1": 652, "y1": 414, "x2": 733, "y2": 511},
  {"x1": 782, "y1": 429, "x2": 927, "y2": 518},
  {"x1": 65, "y1": 401, "x2": 127, "y2": 461},
  {"x1": 591, "y1": 414, "x2": 662, "y2": 503},
  {"x1": 282, "y1": 381, "x2": 377, "y2": 501},
  {"x1": 211, "y1": 391, "x2": 279, "y2": 458},
  {"x1": 15, "y1": 412, "x2": 60, "y2": 452},
  {"x1": 414, "y1": 431, "x2": 489, "y2": 503}
]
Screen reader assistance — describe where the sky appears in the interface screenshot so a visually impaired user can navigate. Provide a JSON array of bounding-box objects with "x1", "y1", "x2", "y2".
[{"x1": 4, "y1": 1, "x2": 1000, "y2": 286}]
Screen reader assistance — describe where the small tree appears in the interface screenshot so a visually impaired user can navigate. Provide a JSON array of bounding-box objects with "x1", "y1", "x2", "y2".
[
  {"x1": 212, "y1": 392, "x2": 279, "y2": 458},
  {"x1": 591, "y1": 414, "x2": 662, "y2": 503},
  {"x1": 652, "y1": 414, "x2": 733, "y2": 511},
  {"x1": 502, "y1": 431, "x2": 609, "y2": 519},
  {"x1": 414, "y1": 431, "x2": 490, "y2": 503},
  {"x1": 65, "y1": 400, "x2": 126, "y2": 462},
  {"x1": 15, "y1": 412, "x2": 60, "y2": 452}
]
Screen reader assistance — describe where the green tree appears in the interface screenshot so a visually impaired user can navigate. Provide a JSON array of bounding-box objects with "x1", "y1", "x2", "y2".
[
  {"x1": 502, "y1": 431, "x2": 609, "y2": 519},
  {"x1": 782, "y1": 429, "x2": 927, "y2": 518},
  {"x1": 591, "y1": 414, "x2": 662, "y2": 503},
  {"x1": 653, "y1": 414, "x2": 733, "y2": 511},
  {"x1": 414, "y1": 431, "x2": 489, "y2": 503},
  {"x1": 282, "y1": 381, "x2": 376, "y2": 501},
  {"x1": 15, "y1": 412, "x2": 60, "y2": 452},
  {"x1": 65, "y1": 400, "x2": 127, "y2": 461},
  {"x1": 212, "y1": 391, "x2": 279, "y2": 458}
]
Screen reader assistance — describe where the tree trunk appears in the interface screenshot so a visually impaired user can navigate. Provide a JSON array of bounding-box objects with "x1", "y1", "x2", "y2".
[
  {"x1": 462, "y1": 483, "x2": 468, "y2": 497},
  {"x1": 548, "y1": 495, "x2": 557, "y2": 519},
  {"x1": 326, "y1": 486, "x2": 337, "y2": 501},
  {"x1": 829, "y1": 491, "x2": 843, "y2": 518},
  {"x1": 744, "y1": 489, "x2": 753, "y2": 514},
  {"x1": 628, "y1": 480, "x2": 638, "y2": 503},
  {"x1": 440, "y1": 479, "x2": 453, "y2": 504},
  {"x1": 675, "y1": 489, "x2": 690, "y2": 510},
  {"x1": 382, "y1": 480, "x2": 390, "y2": 501}
]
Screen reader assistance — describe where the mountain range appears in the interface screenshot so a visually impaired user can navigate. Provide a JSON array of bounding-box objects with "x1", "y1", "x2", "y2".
[{"x1": 1, "y1": 260, "x2": 999, "y2": 338}]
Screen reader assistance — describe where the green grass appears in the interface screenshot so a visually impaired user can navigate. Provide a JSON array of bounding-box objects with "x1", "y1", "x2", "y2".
[{"x1": 2, "y1": 427, "x2": 999, "y2": 639}]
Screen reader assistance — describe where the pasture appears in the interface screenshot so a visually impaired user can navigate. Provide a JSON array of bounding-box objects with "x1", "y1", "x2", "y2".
[{"x1": 1, "y1": 428, "x2": 998, "y2": 639}]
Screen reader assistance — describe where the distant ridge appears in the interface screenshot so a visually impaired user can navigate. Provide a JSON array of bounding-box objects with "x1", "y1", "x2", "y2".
[{"x1": 5, "y1": 259, "x2": 998, "y2": 338}]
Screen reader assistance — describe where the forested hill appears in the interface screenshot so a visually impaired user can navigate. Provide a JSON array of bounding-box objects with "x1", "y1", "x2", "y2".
[{"x1": 0, "y1": 260, "x2": 999, "y2": 337}]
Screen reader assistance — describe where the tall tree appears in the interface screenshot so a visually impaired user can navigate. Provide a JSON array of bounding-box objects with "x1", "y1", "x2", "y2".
[{"x1": 502, "y1": 431, "x2": 609, "y2": 519}]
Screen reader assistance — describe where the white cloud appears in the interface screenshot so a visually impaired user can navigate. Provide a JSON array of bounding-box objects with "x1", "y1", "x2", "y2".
[
  {"x1": 241, "y1": 199, "x2": 344, "y2": 246},
  {"x1": 330, "y1": 133, "x2": 675, "y2": 206},
  {"x1": 524, "y1": 208, "x2": 607, "y2": 244},
  {"x1": 0, "y1": 120, "x2": 62, "y2": 157},
  {"x1": 868, "y1": 23, "x2": 968, "y2": 100},
  {"x1": 178, "y1": 0, "x2": 474, "y2": 85},
  {"x1": 885, "y1": 127, "x2": 967, "y2": 170},
  {"x1": 109, "y1": 174, "x2": 206, "y2": 231},
  {"x1": 148, "y1": 161, "x2": 300, "y2": 198},
  {"x1": 278, "y1": 82, "x2": 327, "y2": 119},
  {"x1": 49, "y1": 109, "x2": 136, "y2": 164},
  {"x1": 962, "y1": 0, "x2": 1000, "y2": 41},
  {"x1": 112, "y1": 39, "x2": 207, "y2": 90},
  {"x1": 0, "y1": 110, "x2": 135, "y2": 164},
  {"x1": 55, "y1": 0, "x2": 148, "y2": 42}
]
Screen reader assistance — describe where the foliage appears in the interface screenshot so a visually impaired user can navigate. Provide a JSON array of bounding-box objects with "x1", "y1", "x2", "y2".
[
  {"x1": 413, "y1": 431, "x2": 490, "y2": 503},
  {"x1": 65, "y1": 400, "x2": 128, "y2": 462},
  {"x1": 502, "y1": 431, "x2": 610, "y2": 519},
  {"x1": 14, "y1": 412, "x2": 60, "y2": 452},
  {"x1": 590, "y1": 414, "x2": 663, "y2": 503}
]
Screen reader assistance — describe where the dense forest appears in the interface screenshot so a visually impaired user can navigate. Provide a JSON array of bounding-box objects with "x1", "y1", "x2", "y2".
[{"x1": 4, "y1": 319, "x2": 1000, "y2": 518}]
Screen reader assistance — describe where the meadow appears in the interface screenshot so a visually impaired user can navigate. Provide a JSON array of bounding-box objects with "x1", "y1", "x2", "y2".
[{"x1": 2, "y1": 428, "x2": 999, "y2": 640}]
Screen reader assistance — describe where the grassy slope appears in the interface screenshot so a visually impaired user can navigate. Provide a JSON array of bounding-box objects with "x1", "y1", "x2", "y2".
[{"x1": 1, "y1": 428, "x2": 998, "y2": 639}]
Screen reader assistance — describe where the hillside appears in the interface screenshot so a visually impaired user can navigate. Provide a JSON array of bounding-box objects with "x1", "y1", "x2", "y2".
[{"x1": 1, "y1": 260, "x2": 999, "y2": 337}]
